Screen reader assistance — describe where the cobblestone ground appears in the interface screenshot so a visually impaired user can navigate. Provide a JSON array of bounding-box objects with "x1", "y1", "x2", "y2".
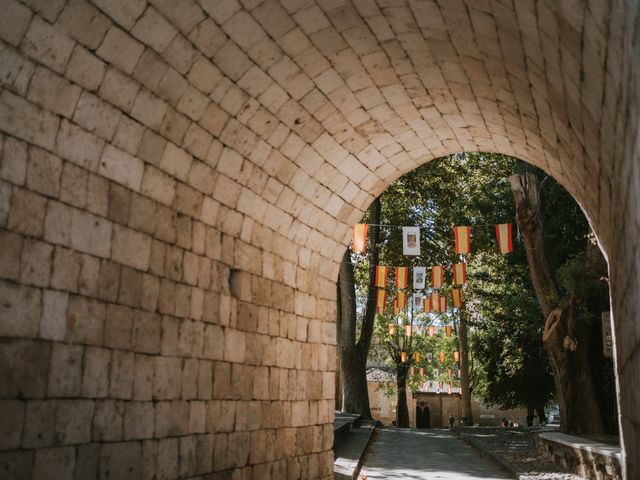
[{"x1": 455, "y1": 427, "x2": 585, "y2": 480}]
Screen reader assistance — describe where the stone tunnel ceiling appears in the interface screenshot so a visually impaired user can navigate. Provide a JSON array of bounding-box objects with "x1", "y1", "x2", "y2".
[{"x1": 0, "y1": 0, "x2": 638, "y2": 478}]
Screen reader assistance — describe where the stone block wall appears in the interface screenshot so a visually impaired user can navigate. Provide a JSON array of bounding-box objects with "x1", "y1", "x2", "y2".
[{"x1": 0, "y1": 0, "x2": 638, "y2": 479}]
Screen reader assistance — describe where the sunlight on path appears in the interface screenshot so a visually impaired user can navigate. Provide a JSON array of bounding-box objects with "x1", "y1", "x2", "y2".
[{"x1": 358, "y1": 428, "x2": 511, "y2": 479}]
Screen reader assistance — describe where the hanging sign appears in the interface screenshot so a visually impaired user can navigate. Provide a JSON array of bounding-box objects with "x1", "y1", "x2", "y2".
[
  {"x1": 495, "y1": 223, "x2": 513, "y2": 254},
  {"x1": 402, "y1": 226, "x2": 421, "y2": 255},
  {"x1": 396, "y1": 266, "x2": 409, "y2": 289},
  {"x1": 412, "y1": 293, "x2": 423, "y2": 311},
  {"x1": 454, "y1": 226, "x2": 471, "y2": 254},
  {"x1": 413, "y1": 266, "x2": 426, "y2": 289},
  {"x1": 427, "y1": 353, "x2": 433, "y2": 362},
  {"x1": 376, "y1": 289, "x2": 386, "y2": 314},
  {"x1": 352, "y1": 224, "x2": 368, "y2": 253},
  {"x1": 431, "y1": 266, "x2": 444, "y2": 288},
  {"x1": 453, "y1": 262, "x2": 467, "y2": 285},
  {"x1": 374, "y1": 266, "x2": 388, "y2": 288},
  {"x1": 451, "y1": 288, "x2": 462, "y2": 308}
]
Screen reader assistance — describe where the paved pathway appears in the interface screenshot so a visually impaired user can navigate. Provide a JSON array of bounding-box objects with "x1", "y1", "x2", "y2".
[{"x1": 358, "y1": 428, "x2": 511, "y2": 479}]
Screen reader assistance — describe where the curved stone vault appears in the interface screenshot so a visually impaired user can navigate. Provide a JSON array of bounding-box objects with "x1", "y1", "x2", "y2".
[{"x1": 0, "y1": 0, "x2": 638, "y2": 478}]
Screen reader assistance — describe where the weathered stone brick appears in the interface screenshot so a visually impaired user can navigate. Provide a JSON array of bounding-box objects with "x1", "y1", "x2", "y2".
[
  {"x1": 26, "y1": 146, "x2": 62, "y2": 197},
  {"x1": 131, "y1": 89, "x2": 169, "y2": 131},
  {"x1": 0, "y1": 136, "x2": 27, "y2": 185},
  {"x1": 96, "y1": 26, "x2": 145, "y2": 74},
  {"x1": 47, "y1": 343, "x2": 83, "y2": 397},
  {"x1": 65, "y1": 45, "x2": 106, "y2": 91},
  {"x1": 70, "y1": 207, "x2": 112, "y2": 257},
  {"x1": 111, "y1": 224, "x2": 151, "y2": 270},
  {"x1": 109, "y1": 350, "x2": 135, "y2": 399},
  {"x1": 58, "y1": 0, "x2": 111, "y2": 49},
  {"x1": 92, "y1": 0, "x2": 146, "y2": 30},
  {"x1": 104, "y1": 303, "x2": 133, "y2": 349},
  {"x1": 0, "y1": 0, "x2": 32, "y2": 47},
  {"x1": 123, "y1": 401, "x2": 155, "y2": 439},
  {"x1": 32, "y1": 446, "x2": 75, "y2": 480},
  {"x1": 81, "y1": 346, "x2": 110, "y2": 397},
  {"x1": 0, "y1": 230, "x2": 22, "y2": 280},
  {"x1": 113, "y1": 117, "x2": 145, "y2": 156},
  {"x1": 28, "y1": 66, "x2": 81, "y2": 118},
  {"x1": 50, "y1": 246, "x2": 81, "y2": 292},
  {"x1": 92, "y1": 399, "x2": 124, "y2": 441},
  {"x1": 22, "y1": 16, "x2": 75, "y2": 74},
  {"x1": 0, "y1": 90, "x2": 59, "y2": 151},
  {"x1": 132, "y1": 311, "x2": 162, "y2": 354},
  {"x1": 133, "y1": 353, "x2": 154, "y2": 402},
  {"x1": 161, "y1": 33, "x2": 199, "y2": 75},
  {"x1": 0, "y1": 399, "x2": 24, "y2": 449},
  {"x1": 56, "y1": 119, "x2": 105, "y2": 171},
  {"x1": 54, "y1": 399, "x2": 94, "y2": 444},
  {"x1": 0, "y1": 280, "x2": 42, "y2": 337},
  {"x1": 99, "y1": 67, "x2": 141, "y2": 112},
  {"x1": 66, "y1": 295, "x2": 105, "y2": 345},
  {"x1": 132, "y1": 6, "x2": 178, "y2": 52},
  {"x1": 99, "y1": 442, "x2": 142, "y2": 479},
  {"x1": 73, "y1": 91, "x2": 121, "y2": 141},
  {"x1": 153, "y1": 356, "x2": 182, "y2": 399},
  {"x1": 99, "y1": 144, "x2": 144, "y2": 190},
  {"x1": 1, "y1": 43, "x2": 33, "y2": 95}
]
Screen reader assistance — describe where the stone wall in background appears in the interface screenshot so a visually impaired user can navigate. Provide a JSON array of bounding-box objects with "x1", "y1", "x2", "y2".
[{"x1": 0, "y1": 0, "x2": 638, "y2": 479}]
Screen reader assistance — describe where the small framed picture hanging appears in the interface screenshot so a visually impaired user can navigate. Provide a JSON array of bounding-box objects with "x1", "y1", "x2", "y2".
[
  {"x1": 402, "y1": 226, "x2": 420, "y2": 255},
  {"x1": 413, "y1": 266, "x2": 426, "y2": 289}
]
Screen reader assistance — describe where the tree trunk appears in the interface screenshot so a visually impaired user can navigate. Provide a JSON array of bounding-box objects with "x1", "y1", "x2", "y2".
[
  {"x1": 337, "y1": 198, "x2": 381, "y2": 418},
  {"x1": 395, "y1": 363, "x2": 410, "y2": 427},
  {"x1": 458, "y1": 308, "x2": 473, "y2": 425},
  {"x1": 510, "y1": 173, "x2": 605, "y2": 434}
]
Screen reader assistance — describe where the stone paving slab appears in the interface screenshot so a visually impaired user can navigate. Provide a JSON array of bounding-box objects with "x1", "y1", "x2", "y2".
[
  {"x1": 455, "y1": 427, "x2": 585, "y2": 480},
  {"x1": 358, "y1": 428, "x2": 512, "y2": 479}
]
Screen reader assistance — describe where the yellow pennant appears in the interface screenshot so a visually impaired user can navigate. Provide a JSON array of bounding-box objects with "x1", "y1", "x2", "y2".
[
  {"x1": 451, "y1": 288, "x2": 463, "y2": 308},
  {"x1": 454, "y1": 226, "x2": 471, "y2": 254},
  {"x1": 376, "y1": 288, "x2": 386, "y2": 314}
]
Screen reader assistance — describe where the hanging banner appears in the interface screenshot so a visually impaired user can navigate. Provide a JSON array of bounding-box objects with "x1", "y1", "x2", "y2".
[
  {"x1": 427, "y1": 353, "x2": 433, "y2": 362},
  {"x1": 453, "y1": 262, "x2": 467, "y2": 285},
  {"x1": 451, "y1": 288, "x2": 463, "y2": 308},
  {"x1": 405, "y1": 325, "x2": 412, "y2": 337},
  {"x1": 352, "y1": 223, "x2": 368, "y2": 253},
  {"x1": 392, "y1": 298, "x2": 400, "y2": 315},
  {"x1": 454, "y1": 225, "x2": 471, "y2": 255},
  {"x1": 401, "y1": 351, "x2": 408, "y2": 362},
  {"x1": 429, "y1": 291, "x2": 440, "y2": 311},
  {"x1": 495, "y1": 223, "x2": 513, "y2": 254},
  {"x1": 395, "y1": 266, "x2": 409, "y2": 289},
  {"x1": 412, "y1": 293, "x2": 423, "y2": 311},
  {"x1": 438, "y1": 352, "x2": 445, "y2": 363},
  {"x1": 423, "y1": 296, "x2": 431, "y2": 312},
  {"x1": 396, "y1": 291, "x2": 407, "y2": 308},
  {"x1": 439, "y1": 296, "x2": 447, "y2": 312},
  {"x1": 413, "y1": 266, "x2": 426, "y2": 289},
  {"x1": 402, "y1": 226, "x2": 421, "y2": 255},
  {"x1": 428, "y1": 326, "x2": 435, "y2": 337},
  {"x1": 453, "y1": 351, "x2": 460, "y2": 362},
  {"x1": 414, "y1": 352, "x2": 421, "y2": 362},
  {"x1": 445, "y1": 326, "x2": 452, "y2": 337},
  {"x1": 431, "y1": 265, "x2": 444, "y2": 288},
  {"x1": 375, "y1": 265, "x2": 388, "y2": 288},
  {"x1": 388, "y1": 323, "x2": 396, "y2": 335},
  {"x1": 376, "y1": 288, "x2": 386, "y2": 314}
]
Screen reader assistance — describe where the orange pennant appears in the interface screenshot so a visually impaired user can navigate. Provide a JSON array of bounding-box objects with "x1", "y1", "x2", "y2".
[
  {"x1": 376, "y1": 288, "x2": 386, "y2": 314},
  {"x1": 440, "y1": 296, "x2": 447, "y2": 312},
  {"x1": 451, "y1": 288, "x2": 463, "y2": 308},
  {"x1": 393, "y1": 299, "x2": 400, "y2": 315},
  {"x1": 428, "y1": 326, "x2": 435, "y2": 337},
  {"x1": 395, "y1": 266, "x2": 409, "y2": 289},
  {"x1": 454, "y1": 226, "x2": 471, "y2": 254},
  {"x1": 445, "y1": 326, "x2": 452, "y2": 337},
  {"x1": 375, "y1": 266, "x2": 388, "y2": 288},
  {"x1": 495, "y1": 223, "x2": 513, "y2": 254},
  {"x1": 453, "y1": 351, "x2": 460, "y2": 362},
  {"x1": 352, "y1": 224, "x2": 368, "y2": 253},
  {"x1": 439, "y1": 352, "x2": 445, "y2": 363},
  {"x1": 423, "y1": 296, "x2": 431, "y2": 312},
  {"x1": 414, "y1": 352, "x2": 421, "y2": 362},
  {"x1": 396, "y1": 291, "x2": 407, "y2": 308},
  {"x1": 431, "y1": 266, "x2": 444, "y2": 288},
  {"x1": 405, "y1": 325, "x2": 412, "y2": 337},
  {"x1": 453, "y1": 263, "x2": 467, "y2": 285}
]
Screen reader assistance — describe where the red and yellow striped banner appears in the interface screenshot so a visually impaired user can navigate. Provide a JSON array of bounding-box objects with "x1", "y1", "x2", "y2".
[
  {"x1": 352, "y1": 223, "x2": 368, "y2": 253},
  {"x1": 423, "y1": 296, "x2": 431, "y2": 312},
  {"x1": 395, "y1": 266, "x2": 409, "y2": 289},
  {"x1": 451, "y1": 288, "x2": 463, "y2": 308},
  {"x1": 393, "y1": 298, "x2": 400, "y2": 315},
  {"x1": 453, "y1": 351, "x2": 460, "y2": 362},
  {"x1": 445, "y1": 326, "x2": 452, "y2": 337},
  {"x1": 396, "y1": 291, "x2": 407, "y2": 308},
  {"x1": 431, "y1": 265, "x2": 444, "y2": 288},
  {"x1": 439, "y1": 352, "x2": 446, "y2": 363},
  {"x1": 376, "y1": 288, "x2": 387, "y2": 314},
  {"x1": 439, "y1": 296, "x2": 447, "y2": 312},
  {"x1": 453, "y1": 262, "x2": 467, "y2": 285},
  {"x1": 454, "y1": 226, "x2": 471, "y2": 255},
  {"x1": 495, "y1": 223, "x2": 513, "y2": 254},
  {"x1": 430, "y1": 291, "x2": 441, "y2": 311},
  {"x1": 375, "y1": 265, "x2": 388, "y2": 288}
]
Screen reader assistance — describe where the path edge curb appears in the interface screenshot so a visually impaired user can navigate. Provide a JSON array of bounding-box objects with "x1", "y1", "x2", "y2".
[
  {"x1": 351, "y1": 421, "x2": 380, "y2": 479},
  {"x1": 453, "y1": 429, "x2": 520, "y2": 479}
]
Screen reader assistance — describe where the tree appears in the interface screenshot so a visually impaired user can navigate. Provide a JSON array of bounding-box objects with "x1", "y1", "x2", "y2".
[
  {"x1": 510, "y1": 172, "x2": 612, "y2": 434},
  {"x1": 337, "y1": 198, "x2": 381, "y2": 417}
]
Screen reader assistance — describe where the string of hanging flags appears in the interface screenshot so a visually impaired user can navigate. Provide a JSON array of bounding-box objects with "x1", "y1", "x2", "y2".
[{"x1": 352, "y1": 222, "x2": 514, "y2": 255}]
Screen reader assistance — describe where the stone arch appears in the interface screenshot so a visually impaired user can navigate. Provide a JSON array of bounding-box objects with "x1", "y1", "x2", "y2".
[{"x1": 0, "y1": 1, "x2": 637, "y2": 479}]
